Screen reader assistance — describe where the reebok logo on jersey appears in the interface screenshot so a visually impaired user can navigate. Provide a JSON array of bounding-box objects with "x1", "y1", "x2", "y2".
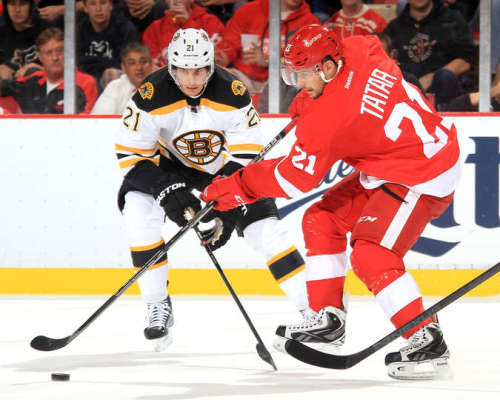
[
  {"x1": 358, "y1": 215, "x2": 378, "y2": 223},
  {"x1": 344, "y1": 71, "x2": 354, "y2": 89}
]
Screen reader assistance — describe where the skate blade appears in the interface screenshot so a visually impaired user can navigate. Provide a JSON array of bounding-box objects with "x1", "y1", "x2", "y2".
[
  {"x1": 151, "y1": 332, "x2": 173, "y2": 352},
  {"x1": 388, "y1": 357, "x2": 453, "y2": 380}
]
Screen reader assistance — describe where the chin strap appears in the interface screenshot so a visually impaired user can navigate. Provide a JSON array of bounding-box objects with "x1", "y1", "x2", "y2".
[{"x1": 319, "y1": 59, "x2": 343, "y2": 83}]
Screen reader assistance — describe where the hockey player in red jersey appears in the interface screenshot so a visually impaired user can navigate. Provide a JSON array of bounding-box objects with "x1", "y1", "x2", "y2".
[{"x1": 202, "y1": 24, "x2": 460, "y2": 380}]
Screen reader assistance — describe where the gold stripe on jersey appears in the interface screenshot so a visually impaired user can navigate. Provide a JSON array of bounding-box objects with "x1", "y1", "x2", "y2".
[
  {"x1": 119, "y1": 155, "x2": 159, "y2": 169},
  {"x1": 227, "y1": 143, "x2": 264, "y2": 154},
  {"x1": 200, "y1": 98, "x2": 238, "y2": 112},
  {"x1": 150, "y1": 99, "x2": 188, "y2": 115},
  {"x1": 130, "y1": 239, "x2": 165, "y2": 252},
  {"x1": 115, "y1": 143, "x2": 158, "y2": 156}
]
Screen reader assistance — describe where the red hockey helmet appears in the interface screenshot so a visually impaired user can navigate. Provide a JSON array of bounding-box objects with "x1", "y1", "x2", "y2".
[{"x1": 281, "y1": 24, "x2": 343, "y2": 86}]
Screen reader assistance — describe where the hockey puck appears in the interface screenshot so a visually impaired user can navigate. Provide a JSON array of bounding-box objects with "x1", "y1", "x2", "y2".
[{"x1": 51, "y1": 373, "x2": 70, "y2": 381}]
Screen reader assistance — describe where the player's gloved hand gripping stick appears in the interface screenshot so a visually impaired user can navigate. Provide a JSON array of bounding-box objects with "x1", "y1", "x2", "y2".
[{"x1": 30, "y1": 118, "x2": 298, "y2": 357}]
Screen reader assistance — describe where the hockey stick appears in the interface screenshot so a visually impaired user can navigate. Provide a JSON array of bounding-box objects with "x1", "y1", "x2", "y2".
[
  {"x1": 281, "y1": 262, "x2": 500, "y2": 369},
  {"x1": 187, "y1": 117, "x2": 298, "y2": 370},
  {"x1": 30, "y1": 118, "x2": 297, "y2": 352},
  {"x1": 193, "y1": 225, "x2": 277, "y2": 371},
  {"x1": 30, "y1": 205, "x2": 214, "y2": 352}
]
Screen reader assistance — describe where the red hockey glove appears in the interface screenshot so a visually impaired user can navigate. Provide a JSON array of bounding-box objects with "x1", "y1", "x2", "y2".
[{"x1": 201, "y1": 173, "x2": 258, "y2": 211}]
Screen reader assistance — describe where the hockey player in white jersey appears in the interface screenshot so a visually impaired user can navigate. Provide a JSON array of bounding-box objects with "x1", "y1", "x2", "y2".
[{"x1": 115, "y1": 28, "x2": 312, "y2": 351}]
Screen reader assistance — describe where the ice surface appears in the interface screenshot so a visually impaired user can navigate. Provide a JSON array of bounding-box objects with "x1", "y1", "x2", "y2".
[{"x1": 1, "y1": 295, "x2": 499, "y2": 400}]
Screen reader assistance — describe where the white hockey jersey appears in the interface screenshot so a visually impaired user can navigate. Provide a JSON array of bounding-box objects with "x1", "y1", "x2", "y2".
[{"x1": 115, "y1": 67, "x2": 265, "y2": 189}]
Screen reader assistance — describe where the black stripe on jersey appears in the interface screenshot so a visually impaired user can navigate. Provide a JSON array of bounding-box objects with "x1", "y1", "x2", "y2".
[
  {"x1": 233, "y1": 154, "x2": 256, "y2": 160},
  {"x1": 131, "y1": 242, "x2": 166, "y2": 268},
  {"x1": 202, "y1": 67, "x2": 252, "y2": 110},
  {"x1": 268, "y1": 249, "x2": 305, "y2": 282},
  {"x1": 131, "y1": 68, "x2": 185, "y2": 113},
  {"x1": 131, "y1": 66, "x2": 251, "y2": 113},
  {"x1": 116, "y1": 149, "x2": 161, "y2": 160}
]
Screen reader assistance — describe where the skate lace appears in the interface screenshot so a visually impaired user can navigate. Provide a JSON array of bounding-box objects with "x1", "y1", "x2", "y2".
[
  {"x1": 147, "y1": 301, "x2": 171, "y2": 328},
  {"x1": 289, "y1": 309, "x2": 321, "y2": 330},
  {"x1": 402, "y1": 327, "x2": 429, "y2": 353}
]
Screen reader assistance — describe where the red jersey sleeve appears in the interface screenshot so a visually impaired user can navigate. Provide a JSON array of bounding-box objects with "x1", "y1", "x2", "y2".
[{"x1": 240, "y1": 116, "x2": 339, "y2": 199}]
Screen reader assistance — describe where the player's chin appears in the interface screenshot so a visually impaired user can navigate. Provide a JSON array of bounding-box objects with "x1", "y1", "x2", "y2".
[
  {"x1": 307, "y1": 90, "x2": 319, "y2": 99},
  {"x1": 184, "y1": 87, "x2": 203, "y2": 96}
]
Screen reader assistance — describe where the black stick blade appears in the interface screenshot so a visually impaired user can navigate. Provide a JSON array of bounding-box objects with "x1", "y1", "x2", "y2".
[
  {"x1": 256, "y1": 343, "x2": 277, "y2": 371},
  {"x1": 284, "y1": 339, "x2": 365, "y2": 369},
  {"x1": 30, "y1": 335, "x2": 71, "y2": 351}
]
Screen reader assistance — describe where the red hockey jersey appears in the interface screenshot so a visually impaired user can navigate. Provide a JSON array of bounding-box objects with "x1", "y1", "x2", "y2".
[
  {"x1": 240, "y1": 35, "x2": 460, "y2": 200},
  {"x1": 325, "y1": 5, "x2": 388, "y2": 40}
]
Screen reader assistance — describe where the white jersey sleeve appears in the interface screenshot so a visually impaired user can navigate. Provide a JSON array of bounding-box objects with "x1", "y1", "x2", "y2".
[
  {"x1": 115, "y1": 98, "x2": 161, "y2": 177},
  {"x1": 223, "y1": 103, "x2": 266, "y2": 166}
]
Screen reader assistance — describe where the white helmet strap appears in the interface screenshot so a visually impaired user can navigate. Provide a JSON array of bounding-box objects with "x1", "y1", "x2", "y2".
[{"x1": 319, "y1": 59, "x2": 342, "y2": 83}]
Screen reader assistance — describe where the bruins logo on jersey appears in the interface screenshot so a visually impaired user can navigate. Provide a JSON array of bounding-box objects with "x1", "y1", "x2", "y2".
[
  {"x1": 231, "y1": 80, "x2": 247, "y2": 96},
  {"x1": 138, "y1": 82, "x2": 154, "y2": 100},
  {"x1": 173, "y1": 130, "x2": 225, "y2": 165}
]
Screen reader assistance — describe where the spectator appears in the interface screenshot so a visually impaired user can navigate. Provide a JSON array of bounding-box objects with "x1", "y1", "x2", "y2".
[
  {"x1": 397, "y1": 0, "x2": 478, "y2": 24},
  {"x1": 441, "y1": 82, "x2": 500, "y2": 112},
  {"x1": 384, "y1": 0, "x2": 473, "y2": 109},
  {"x1": 257, "y1": 28, "x2": 302, "y2": 113},
  {"x1": 142, "y1": 0, "x2": 224, "y2": 68},
  {"x1": 196, "y1": 0, "x2": 247, "y2": 24},
  {"x1": 121, "y1": 0, "x2": 168, "y2": 34},
  {"x1": 91, "y1": 42, "x2": 154, "y2": 114},
  {"x1": 77, "y1": 0, "x2": 139, "y2": 89},
  {"x1": 308, "y1": 0, "x2": 341, "y2": 23},
  {"x1": 372, "y1": 31, "x2": 425, "y2": 94},
  {"x1": 325, "y1": 0, "x2": 388, "y2": 39},
  {"x1": 36, "y1": 0, "x2": 86, "y2": 26},
  {"x1": 0, "y1": 0, "x2": 49, "y2": 80},
  {"x1": 257, "y1": 78, "x2": 300, "y2": 114},
  {"x1": 440, "y1": 48, "x2": 500, "y2": 112},
  {"x1": 216, "y1": 0, "x2": 320, "y2": 94},
  {"x1": 0, "y1": 27, "x2": 98, "y2": 113}
]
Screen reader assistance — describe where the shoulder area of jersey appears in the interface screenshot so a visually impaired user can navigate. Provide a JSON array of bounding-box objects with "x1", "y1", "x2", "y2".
[
  {"x1": 204, "y1": 66, "x2": 252, "y2": 109},
  {"x1": 134, "y1": 68, "x2": 171, "y2": 102}
]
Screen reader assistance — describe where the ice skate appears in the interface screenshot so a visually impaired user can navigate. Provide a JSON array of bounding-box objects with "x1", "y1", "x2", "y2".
[
  {"x1": 273, "y1": 306, "x2": 346, "y2": 353},
  {"x1": 385, "y1": 322, "x2": 452, "y2": 380},
  {"x1": 144, "y1": 296, "x2": 174, "y2": 352}
]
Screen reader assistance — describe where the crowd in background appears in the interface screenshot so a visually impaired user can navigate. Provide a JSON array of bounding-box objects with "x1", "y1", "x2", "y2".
[{"x1": 0, "y1": 0, "x2": 498, "y2": 115}]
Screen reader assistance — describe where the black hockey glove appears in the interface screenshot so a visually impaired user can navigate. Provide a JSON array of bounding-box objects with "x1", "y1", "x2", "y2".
[
  {"x1": 199, "y1": 209, "x2": 240, "y2": 251},
  {"x1": 152, "y1": 176, "x2": 201, "y2": 227}
]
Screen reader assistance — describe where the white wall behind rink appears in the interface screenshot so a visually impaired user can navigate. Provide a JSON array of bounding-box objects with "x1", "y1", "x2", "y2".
[{"x1": 0, "y1": 115, "x2": 498, "y2": 270}]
